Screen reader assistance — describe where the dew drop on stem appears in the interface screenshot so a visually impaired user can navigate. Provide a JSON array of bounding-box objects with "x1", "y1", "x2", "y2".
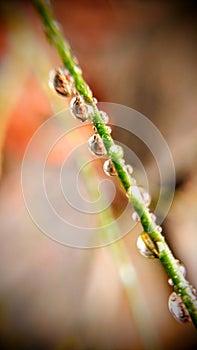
[
  {"x1": 70, "y1": 95, "x2": 89, "y2": 122},
  {"x1": 168, "y1": 292, "x2": 191, "y2": 323},
  {"x1": 48, "y1": 67, "x2": 75, "y2": 97},
  {"x1": 124, "y1": 164, "x2": 133, "y2": 175},
  {"x1": 103, "y1": 159, "x2": 117, "y2": 176},
  {"x1": 88, "y1": 134, "x2": 107, "y2": 156},
  {"x1": 139, "y1": 187, "x2": 151, "y2": 207},
  {"x1": 137, "y1": 233, "x2": 158, "y2": 259},
  {"x1": 156, "y1": 225, "x2": 162, "y2": 233},
  {"x1": 110, "y1": 144, "x2": 124, "y2": 158},
  {"x1": 99, "y1": 110, "x2": 109, "y2": 124},
  {"x1": 93, "y1": 97, "x2": 98, "y2": 104},
  {"x1": 176, "y1": 260, "x2": 187, "y2": 277},
  {"x1": 132, "y1": 211, "x2": 140, "y2": 222}
]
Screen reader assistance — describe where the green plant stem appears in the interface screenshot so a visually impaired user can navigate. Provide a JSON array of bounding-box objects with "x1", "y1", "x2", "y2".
[{"x1": 33, "y1": 0, "x2": 197, "y2": 327}]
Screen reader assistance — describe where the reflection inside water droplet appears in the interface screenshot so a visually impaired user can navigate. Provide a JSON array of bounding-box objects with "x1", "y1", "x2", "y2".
[
  {"x1": 70, "y1": 96, "x2": 89, "y2": 122},
  {"x1": 103, "y1": 159, "x2": 117, "y2": 176},
  {"x1": 136, "y1": 233, "x2": 157, "y2": 259},
  {"x1": 168, "y1": 292, "x2": 191, "y2": 323},
  {"x1": 88, "y1": 134, "x2": 107, "y2": 156},
  {"x1": 49, "y1": 67, "x2": 75, "y2": 97}
]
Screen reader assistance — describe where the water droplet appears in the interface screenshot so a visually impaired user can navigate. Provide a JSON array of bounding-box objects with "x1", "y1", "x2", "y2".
[
  {"x1": 127, "y1": 184, "x2": 143, "y2": 202},
  {"x1": 167, "y1": 261, "x2": 187, "y2": 287},
  {"x1": 137, "y1": 233, "x2": 157, "y2": 259},
  {"x1": 139, "y1": 187, "x2": 151, "y2": 207},
  {"x1": 132, "y1": 211, "x2": 140, "y2": 222},
  {"x1": 99, "y1": 110, "x2": 109, "y2": 124},
  {"x1": 168, "y1": 292, "x2": 191, "y2": 323},
  {"x1": 124, "y1": 164, "x2": 133, "y2": 175},
  {"x1": 103, "y1": 159, "x2": 117, "y2": 176},
  {"x1": 175, "y1": 260, "x2": 186, "y2": 277},
  {"x1": 88, "y1": 134, "x2": 107, "y2": 156},
  {"x1": 106, "y1": 126, "x2": 112, "y2": 134},
  {"x1": 70, "y1": 96, "x2": 89, "y2": 122},
  {"x1": 156, "y1": 225, "x2": 162, "y2": 233},
  {"x1": 48, "y1": 67, "x2": 75, "y2": 97},
  {"x1": 110, "y1": 144, "x2": 124, "y2": 158},
  {"x1": 93, "y1": 97, "x2": 98, "y2": 104},
  {"x1": 150, "y1": 213, "x2": 156, "y2": 222},
  {"x1": 168, "y1": 278, "x2": 174, "y2": 286}
]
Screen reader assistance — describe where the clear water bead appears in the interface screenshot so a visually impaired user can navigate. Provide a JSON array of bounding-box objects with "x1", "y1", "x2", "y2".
[
  {"x1": 156, "y1": 225, "x2": 162, "y2": 233},
  {"x1": 124, "y1": 164, "x2": 133, "y2": 175},
  {"x1": 168, "y1": 292, "x2": 191, "y2": 323},
  {"x1": 150, "y1": 213, "x2": 156, "y2": 222},
  {"x1": 70, "y1": 96, "x2": 89, "y2": 122},
  {"x1": 139, "y1": 187, "x2": 151, "y2": 207},
  {"x1": 137, "y1": 233, "x2": 157, "y2": 259},
  {"x1": 103, "y1": 159, "x2": 117, "y2": 176},
  {"x1": 110, "y1": 144, "x2": 124, "y2": 158},
  {"x1": 168, "y1": 278, "x2": 174, "y2": 286},
  {"x1": 48, "y1": 67, "x2": 75, "y2": 97},
  {"x1": 88, "y1": 134, "x2": 107, "y2": 156},
  {"x1": 99, "y1": 110, "x2": 109, "y2": 124},
  {"x1": 176, "y1": 260, "x2": 187, "y2": 277},
  {"x1": 106, "y1": 126, "x2": 112, "y2": 134},
  {"x1": 132, "y1": 211, "x2": 140, "y2": 222}
]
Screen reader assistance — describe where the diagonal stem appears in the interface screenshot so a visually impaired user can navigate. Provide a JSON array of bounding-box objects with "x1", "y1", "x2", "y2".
[{"x1": 33, "y1": 0, "x2": 197, "y2": 327}]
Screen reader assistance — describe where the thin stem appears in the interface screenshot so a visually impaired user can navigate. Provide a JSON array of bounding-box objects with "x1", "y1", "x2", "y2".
[{"x1": 33, "y1": 0, "x2": 197, "y2": 327}]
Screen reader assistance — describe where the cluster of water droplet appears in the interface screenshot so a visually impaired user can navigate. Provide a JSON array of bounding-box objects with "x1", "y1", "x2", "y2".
[
  {"x1": 48, "y1": 59, "x2": 197, "y2": 327},
  {"x1": 48, "y1": 66, "x2": 95, "y2": 123},
  {"x1": 87, "y1": 109, "x2": 113, "y2": 158}
]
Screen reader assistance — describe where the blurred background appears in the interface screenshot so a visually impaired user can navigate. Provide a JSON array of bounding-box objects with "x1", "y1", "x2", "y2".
[{"x1": 0, "y1": 0, "x2": 197, "y2": 349}]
